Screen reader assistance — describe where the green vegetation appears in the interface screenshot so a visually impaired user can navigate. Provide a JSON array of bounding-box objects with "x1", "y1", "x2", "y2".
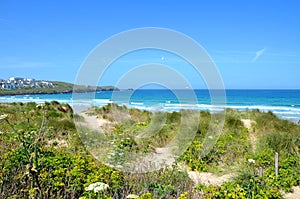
[
  {"x1": 1, "y1": 103, "x2": 300, "y2": 198},
  {"x1": 0, "y1": 81, "x2": 118, "y2": 96}
]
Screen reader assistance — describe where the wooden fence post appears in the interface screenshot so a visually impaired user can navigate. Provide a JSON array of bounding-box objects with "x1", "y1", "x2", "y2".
[
  {"x1": 259, "y1": 167, "x2": 263, "y2": 177},
  {"x1": 275, "y1": 152, "x2": 279, "y2": 176}
]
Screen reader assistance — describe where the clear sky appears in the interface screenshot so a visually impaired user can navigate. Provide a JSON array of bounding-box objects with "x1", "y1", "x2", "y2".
[{"x1": 0, "y1": 0, "x2": 300, "y2": 89}]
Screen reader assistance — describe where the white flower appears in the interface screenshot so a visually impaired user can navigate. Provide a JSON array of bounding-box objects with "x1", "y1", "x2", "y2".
[
  {"x1": 93, "y1": 185, "x2": 104, "y2": 193},
  {"x1": 248, "y1": 159, "x2": 255, "y2": 163},
  {"x1": 108, "y1": 152, "x2": 115, "y2": 156},
  {"x1": 0, "y1": 114, "x2": 8, "y2": 121},
  {"x1": 85, "y1": 182, "x2": 109, "y2": 193},
  {"x1": 115, "y1": 165, "x2": 123, "y2": 169},
  {"x1": 126, "y1": 194, "x2": 139, "y2": 198}
]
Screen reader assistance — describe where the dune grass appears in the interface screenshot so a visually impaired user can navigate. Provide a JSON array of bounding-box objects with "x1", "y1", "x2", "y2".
[{"x1": 0, "y1": 103, "x2": 299, "y2": 198}]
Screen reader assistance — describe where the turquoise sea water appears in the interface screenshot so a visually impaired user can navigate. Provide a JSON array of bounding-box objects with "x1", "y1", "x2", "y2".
[{"x1": 1, "y1": 89, "x2": 300, "y2": 122}]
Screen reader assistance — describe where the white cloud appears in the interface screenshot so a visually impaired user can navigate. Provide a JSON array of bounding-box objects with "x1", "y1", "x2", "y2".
[
  {"x1": 252, "y1": 47, "x2": 267, "y2": 62},
  {"x1": 212, "y1": 49, "x2": 300, "y2": 64}
]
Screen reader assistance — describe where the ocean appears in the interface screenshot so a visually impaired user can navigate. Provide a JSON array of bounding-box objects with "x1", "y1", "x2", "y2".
[{"x1": 0, "y1": 89, "x2": 300, "y2": 122}]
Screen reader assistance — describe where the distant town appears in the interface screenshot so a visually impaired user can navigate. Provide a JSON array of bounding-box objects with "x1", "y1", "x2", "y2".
[{"x1": 0, "y1": 77, "x2": 54, "y2": 90}]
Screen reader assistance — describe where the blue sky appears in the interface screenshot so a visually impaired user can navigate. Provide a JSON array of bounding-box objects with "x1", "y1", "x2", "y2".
[{"x1": 0, "y1": 0, "x2": 300, "y2": 89}]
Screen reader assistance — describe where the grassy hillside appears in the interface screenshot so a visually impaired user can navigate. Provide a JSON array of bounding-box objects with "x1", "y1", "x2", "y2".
[
  {"x1": 0, "y1": 103, "x2": 299, "y2": 198},
  {"x1": 0, "y1": 81, "x2": 118, "y2": 96}
]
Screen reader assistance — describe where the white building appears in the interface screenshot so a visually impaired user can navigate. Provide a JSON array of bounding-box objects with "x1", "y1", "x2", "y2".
[
  {"x1": 9, "y1": 77, "x2": 25, "y2": 82},
  {"x1": 1, "y1": 83, "x2": 16, "y2": 90},
  {"x1": 0, "y1": 77, "x2": 54, "y2": 90}
]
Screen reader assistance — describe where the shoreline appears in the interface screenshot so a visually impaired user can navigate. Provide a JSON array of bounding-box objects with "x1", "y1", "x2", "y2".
[
  {"x1": 1, "y1": 89, "x2": 300, "y2": 123},
  {"x1": 0, "y1": 88, "x2": 119, "y2": 97},
  {"x1": 1, "y1": 100, "x2": 299, "y2": 124}
]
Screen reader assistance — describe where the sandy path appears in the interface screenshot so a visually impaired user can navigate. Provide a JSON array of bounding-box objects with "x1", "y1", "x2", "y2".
[
  {"x1": 188, "y1": 171, "x2": 233, "y2": 186},
  {"x1": 241, "y1": 119, "x2": 257, "y2": 151},
  {"x1": 123, "y1": 147, "x2": 176, "y2": 173},
  {"x1": 78, "y1": 112, "x2": 111, "y2": 132},
  {"x1": 79, "y1": 112, "x2": 234, "y2": 185},
  {"x1": 284, "y1": 186, "x2": 300, "y2": 199}
]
